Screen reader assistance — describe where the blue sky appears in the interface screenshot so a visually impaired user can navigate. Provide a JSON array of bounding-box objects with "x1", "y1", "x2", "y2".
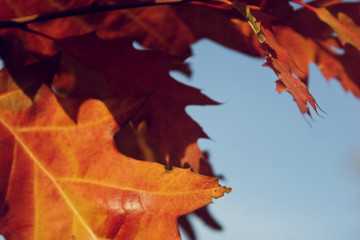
[{"x1": 175, "y1": 39, "x2": 360, "y2": 240}]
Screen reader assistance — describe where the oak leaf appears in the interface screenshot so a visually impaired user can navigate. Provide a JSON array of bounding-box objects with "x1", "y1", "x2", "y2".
[
  {"x1": 1, "y1": 0, "x2": 360, "y2": 115},
  {"x1": 0, "y1": 29, "x2": 217, "y2": 174},
  {"x1": 53, "y1": 32, "x2": 217, "y2": 173},
  {"x1": 229, "y1": 1, "x2": 320, "y2": 115},
  {"x1": 247, "y1": 0, "x2": 360, "y2": 113},
  {"x1": 0, "y1": 71, "x2": 230, "y2": 240},
  {"x1": 0, "y1": 0, "x2": 360, "y2": 238},
  {"x1": 269, "y1": 1, "x2": 360, "y2": 97},
  {"x1": 0, "y1": 0, "x2": 262, "y2": 56},
  {"x1": 260, "y1": 26, "x2": 320, "y2": 115},
  {"x1": 293, "y1": 0, "x2": 360, "y2": 52}
]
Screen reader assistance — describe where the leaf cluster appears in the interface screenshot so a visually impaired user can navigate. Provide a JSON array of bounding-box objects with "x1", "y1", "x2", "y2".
[{"x1": 0, "y1": 0, "x2": 359, "y2": 239}]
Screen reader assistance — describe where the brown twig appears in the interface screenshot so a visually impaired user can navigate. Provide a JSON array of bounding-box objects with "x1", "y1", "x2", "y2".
[{"x1": 0, "y1": 0, "x2": 224, "y2": 29}]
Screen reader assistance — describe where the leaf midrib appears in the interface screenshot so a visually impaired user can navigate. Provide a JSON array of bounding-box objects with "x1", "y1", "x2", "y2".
[{"x1": 0, "y1": 116, "x2": 99, "y2": 240}]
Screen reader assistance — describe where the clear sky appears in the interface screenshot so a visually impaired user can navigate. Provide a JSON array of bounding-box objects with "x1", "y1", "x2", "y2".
[{"x1": 175, "y1": 39, "x2": 360, "y2": 240}]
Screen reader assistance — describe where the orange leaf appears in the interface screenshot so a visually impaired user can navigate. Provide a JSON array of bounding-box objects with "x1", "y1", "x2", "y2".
[
  {"x1": 0, "y1": 71, "x2": 230, "y2": 239},
  {"x1": 274, "y1": 25, "x2": 360, "y2": 97},
  {"x1": 293, "y1": 0, "x2": 360, "y2": 52},
  {"x1": 269, "y1": 2, "x2": 360, "y2": 98}
]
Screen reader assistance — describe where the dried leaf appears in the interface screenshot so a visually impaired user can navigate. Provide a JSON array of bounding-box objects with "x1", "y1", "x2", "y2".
[{"x1": 260, "y1": 26, "x2": 320, "y2": 115}]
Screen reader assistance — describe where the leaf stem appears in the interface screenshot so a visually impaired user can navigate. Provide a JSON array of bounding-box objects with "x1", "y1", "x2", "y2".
[{"x1": 291, "y1": 0, "x2": 317, "y2": 12}]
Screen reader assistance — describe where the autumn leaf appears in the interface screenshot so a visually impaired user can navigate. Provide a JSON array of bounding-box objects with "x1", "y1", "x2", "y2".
[
  {"x1": 53, "y1": 32, "x2": 218, "y2": 173},
  {"x1": 226, "y1": 1, "x2": 319, "y2": 114},
  {"x1": 0, "y1": 0, "x2": 262, "y2": 56},
  {"x1": 1, "y1": 0, "x2": 360, "y2": 114},
  {"x1": 274, "y1": 25, "x2": 360, "y2": 97},
  {"x1": 268, "y1": 1, "x2": 360, "y2": 97},
  {"x1": 242, "y1": 0, "x2": 360, "y2": 114},
  {"x1": 0, "y1": 71, "x2": 230, "y2": 239},
  {"x1": 1, "y1": 6, "x2": 229, "y2": 235},
  {"x1": 255, "y1": 24, "x2": 319, "y2": 115},
  {"x1": 293, "y1": 0, "x2": 360, "y2": 52},
  {"x1": 1, "y1": 29, "x2": 218, "y2": 174},
  {"x1": 0, "y1": 0, "x2": 360, "y2": 239}
]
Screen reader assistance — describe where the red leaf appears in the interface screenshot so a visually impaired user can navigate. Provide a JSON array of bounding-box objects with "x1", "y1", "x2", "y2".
[
  {"x1": 260, "y1": 26, "x2": 320, "y2": 115},
  {"x1": 54, "y1": 32, "x2": 217, "y2": 172}
]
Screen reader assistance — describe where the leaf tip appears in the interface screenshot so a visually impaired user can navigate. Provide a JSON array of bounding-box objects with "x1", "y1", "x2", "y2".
[{"x1": 212, "y1": 186, "x2": 232, "y2": 199}]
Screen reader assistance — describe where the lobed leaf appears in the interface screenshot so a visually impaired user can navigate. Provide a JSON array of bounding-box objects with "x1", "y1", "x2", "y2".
[{"x1": 0, "y1": 72, "x2": 230, "y2": 239}]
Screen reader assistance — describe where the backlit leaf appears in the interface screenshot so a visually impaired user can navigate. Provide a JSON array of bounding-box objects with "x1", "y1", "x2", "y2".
[{"x1": 0, "y1": 73, "x2": 230, "y2": 240}]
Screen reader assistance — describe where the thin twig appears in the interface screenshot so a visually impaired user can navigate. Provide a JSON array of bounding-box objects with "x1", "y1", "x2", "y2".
[{"x1": 0, "y1": 0, "x2": 201, "y2": 29}]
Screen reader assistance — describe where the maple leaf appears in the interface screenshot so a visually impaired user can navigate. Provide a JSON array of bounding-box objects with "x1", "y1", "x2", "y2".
[{"x1": 0, "y1": 71, "x2": 230, "y2": 239}]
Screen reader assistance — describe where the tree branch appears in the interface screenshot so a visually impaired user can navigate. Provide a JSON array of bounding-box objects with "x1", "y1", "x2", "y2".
[{"x1": 0, "y1": 0, "x2": 199, "y2": 29}]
